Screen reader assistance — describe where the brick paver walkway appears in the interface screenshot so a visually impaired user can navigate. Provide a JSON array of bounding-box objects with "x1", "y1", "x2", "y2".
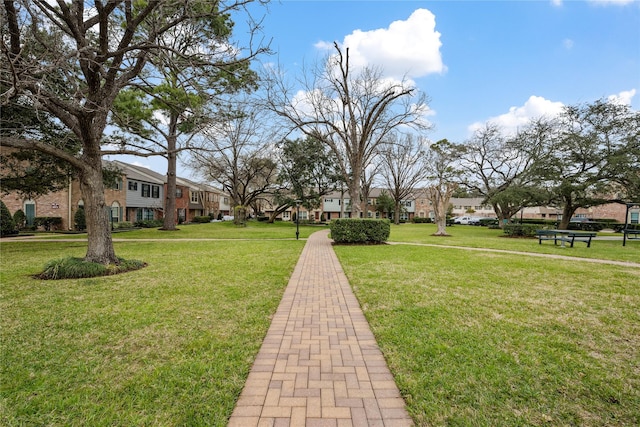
[{"x1": 228, "y1": 229, "x2": 413, "y2": 427}]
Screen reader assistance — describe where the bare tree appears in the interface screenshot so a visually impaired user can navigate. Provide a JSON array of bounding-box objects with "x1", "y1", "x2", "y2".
[
  {"x1": 262, "y1": 42, "x2": 431, "y2": 217},
  {"x1": 424, "y1": 139, "x2": 461, "y2": 236},
  {"x1": 1, "y1": 0, "x2": 266, "y2": 264},
  {"x1": 379, "y1": 133, "x2": 430, "y2": 224},
  {"x1": 189, "y1": 99, "x2": 278, "y2": 224}
]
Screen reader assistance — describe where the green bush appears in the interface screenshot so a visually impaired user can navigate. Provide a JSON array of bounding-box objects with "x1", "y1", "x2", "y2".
[
  {"x1": 113, "y1": 221, "x2": 135, "y2": 229},
  {"x1": 412, "y1": 217, "x2": 432, "y2": 224},
  {"x1": 503, "y1": 224, "x2": 539, "y2": 237},
  {"x1": 12, "y1": 209, "x2": 25, "y2": 229},
  {"x1": 567, "y1": 221, "x2": 605, "y2": 232},
  {"x1": 192, "y1": 216, "x2": 211, "y2": 223},
  {"x1": 1, "y1": 200, "x2": 17, "y2": 237},
  {"x1": 330, "y1": 219, "x2": 390, "y2": 244},
  {"x1": 33, "y1": 216, "x2": 62, "y2": 231},
  {"x1": 74, "y1": 207, "x2": 86, "y2": 231}
]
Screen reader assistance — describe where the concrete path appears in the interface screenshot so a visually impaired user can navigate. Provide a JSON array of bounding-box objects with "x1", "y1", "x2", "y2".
[{"x1": 228, "y1": 230, "x2": 413, "y2": 427}]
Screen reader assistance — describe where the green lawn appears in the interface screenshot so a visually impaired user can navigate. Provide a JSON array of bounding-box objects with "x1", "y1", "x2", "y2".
[
  {"x1": 388, "y1": 223, "x2": 640, "y2": 263},
  {"x1": 1, "y1": 222, "x2": 638, "y2": 426},
  {"x1": 334, "y1": 227, "x2": 640, "y2": 426},
  {"x1": 1, "y1": 238, "x2": 304, "y2": 427}
]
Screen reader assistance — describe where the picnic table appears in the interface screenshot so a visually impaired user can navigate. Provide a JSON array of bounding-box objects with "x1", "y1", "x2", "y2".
[{"x1": 536, "y1": 229, "x2": 597, "y2": 248}]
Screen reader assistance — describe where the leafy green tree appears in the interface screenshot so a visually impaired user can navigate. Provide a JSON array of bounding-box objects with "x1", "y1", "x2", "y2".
[
  {"x1": 110, "y1": 7, "x2": 262, "y2": 230},
  {"x1": 529, "y1": 99, "x2": 639, "y2": 229},
  {"x1": 375, "y1": 191, "x2": 395, "y2": 219},
  {"x1": 269, "y1": 137, "x2": 342, "y2": 223},
  {"x1": 0, "y1": 82, "x2": 80, "y2": 198},
  {"x1": 1, "y1": 1, "x2": 267, "y2": 265}
]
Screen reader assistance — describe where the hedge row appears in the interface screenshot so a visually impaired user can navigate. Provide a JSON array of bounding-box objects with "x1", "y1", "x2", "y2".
[
  {"x1": 503, "y1": 224, "x2": 540, "y2": 237},
  {"x1": 330, "y1": 219, "x2": 390, "y2": 244}
]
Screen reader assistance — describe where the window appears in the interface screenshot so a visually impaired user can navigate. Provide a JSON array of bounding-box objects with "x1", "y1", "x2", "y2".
[
  {"x1": 176, "y1": 188, "x2": 183, "y2": 198},
  {"x1": 136, "y1": 208, "x2": 155, "y2": 221},
  {"x1": 141, "y1": 184, "x2": 150, "y2": 197},
  {"x1": 223, "y1": 197, "x2": 229, "y2": 204},
  {"x1": 128, "y1": 181, "x2": 138, "y2": 191},
  {"x1": 299, "y1": 211, "x2": 308, "y2": 220},
  {"x1": 178, "y1": 208, "x2": 186, "y2": 221},
  {"x1": 111, "y1": 202, "x2": 121, "y2": 222},
  {"x1": 111, "y1": 178, "x2": 123, "y2": 190},
  {"x1": 325, "y1": 198, "x2": 333, "y2": 203},
  {"x1": 631, "y1": 212, "x2": 639, "y2": 224},
  {"x1": 190, "y1": 191, "x2": 199, "y2": 203},
  {"x1": 151, "y1": 185, "x2": 159, "y2": 198}
]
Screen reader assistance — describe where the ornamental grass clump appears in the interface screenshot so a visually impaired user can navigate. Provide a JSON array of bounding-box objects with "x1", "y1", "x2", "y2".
[{"x1": 37, "y1": 257, "x2": 146, "y2": 280}]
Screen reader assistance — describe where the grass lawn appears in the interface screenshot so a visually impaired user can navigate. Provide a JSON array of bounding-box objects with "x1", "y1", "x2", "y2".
[
  {"x1": 388, "y1": 223, "x2": 640, "y2": 263},
  {"x1": 333, "y1": 235, "x2": 640, "y2": 426},
  {"x1": 1, "y1": 238, "x2": 304, "y2": 426},
  {"x1": 2, "y1": 222, "x2": 638, "y2": 426}
]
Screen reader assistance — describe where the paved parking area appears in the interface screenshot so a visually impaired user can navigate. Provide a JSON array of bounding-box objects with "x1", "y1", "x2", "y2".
[{"x1": 228, "y1": 229, "x2": 412, "y2": 427}]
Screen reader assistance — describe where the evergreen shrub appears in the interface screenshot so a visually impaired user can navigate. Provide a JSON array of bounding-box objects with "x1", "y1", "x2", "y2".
[
  {"x1": 1, "y1": 201, "x2": 17, "y2": 237},
  {"x1": 33, "y1": 216, "x2": 62, "y2": 231},
  {"x1": 503, "y1": 224, "x2": 539, "y2": 237},
  {"x1": 330, "y1": 219, "x2": 390, "y2": 244}
]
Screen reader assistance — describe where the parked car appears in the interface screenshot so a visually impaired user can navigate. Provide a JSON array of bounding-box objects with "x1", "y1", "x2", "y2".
[{"x1": 453, "y1": 216, "x2": 482, "y2": 225}]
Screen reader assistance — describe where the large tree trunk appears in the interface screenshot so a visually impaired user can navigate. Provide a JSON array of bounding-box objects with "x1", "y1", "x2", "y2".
[
  {"x1": 559, "y1": 202, "x2": 577, "y2": 230},
  {"x1": 394, "y1": 203, "x2": 401, "y2": 225},
  {"x1": 428, "y1": 185, "x2": 454, "y2": 237},
  {"x1": 348, "y1": 168, "x2": 362, "y2": 218},
  {"x1": 163, "y1": 114, "x2": 179, "y2": 230},
  {"x1": 78, "y1": 155, "x2": 118, "y2": 265}
]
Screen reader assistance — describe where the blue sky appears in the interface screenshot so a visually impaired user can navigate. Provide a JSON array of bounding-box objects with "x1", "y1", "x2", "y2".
[{"x1": 111, "y1": 0, "x2": 640, "y2": 177}]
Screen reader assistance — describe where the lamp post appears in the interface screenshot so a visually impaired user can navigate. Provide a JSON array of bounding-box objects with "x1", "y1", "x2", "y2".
[{"x1": 295, "y1": 200, "x2": 301, "y2": 240}]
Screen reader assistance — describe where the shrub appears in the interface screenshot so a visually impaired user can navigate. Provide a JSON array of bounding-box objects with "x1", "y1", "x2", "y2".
[
  {"x1": 134, "y1": 219, "x2": 163, "y2": 228},
  {"x1": 192, "y1": 216, "x2": 211, "y2": 223},
  {"x1": 113, "y1": 221, "x2": 134, "y2": 230},
  {"x1": 12, "y1": 209, "x2": 26, "y2": 229},
  {"x1": 412, "y1": 217, "x2": 431, "y2": 224},
  {"x1": 38, "y1": 257, "x2": 146, "y2": 280},
  {"x1": 479, "y1": 218, "x2": 499, "y2": 227},
  {"x1": 1, "y1": 200, "x2": 17, "y2": 237},
  {"x1": 33, "y1": 216, "x2": 63, "y2": 231},
  {"x1": 74, "y1": 207, "x2": 86, "y2": 231},
  {"x1": 503, "y1": 224, "x2": 539, "y2": 237},
  {"x1": 330, "y1": 219, "x2": 390, "y2": 244}
]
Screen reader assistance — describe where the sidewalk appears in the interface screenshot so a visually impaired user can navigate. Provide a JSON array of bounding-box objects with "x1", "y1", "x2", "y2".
[{"x1": 228, "y1": 229, "x2": 413, "y2": 427}]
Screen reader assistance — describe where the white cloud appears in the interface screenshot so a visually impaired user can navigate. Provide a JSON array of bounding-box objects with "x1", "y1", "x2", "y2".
[
  {"x1": 317, "y1": 8, "x2": 446, "y2": 80},
  {"x1": 551, "y1": 0, "x2": 564, "y2": 6},
  {"x1": 608, "y1": 88, "x2": 636, "y2": 105},
  {"x1": 468, "y1": 96, "x2": 565, "y2": 135}
]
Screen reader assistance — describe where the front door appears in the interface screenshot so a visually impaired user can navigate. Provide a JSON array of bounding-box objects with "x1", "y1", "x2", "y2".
[{"x1": 25, "y1": 201, "x2": 35, "y2": 226}]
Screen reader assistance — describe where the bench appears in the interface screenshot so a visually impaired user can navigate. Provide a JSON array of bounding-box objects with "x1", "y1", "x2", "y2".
[
  {"x1": 623, "y1": 229, "x2": 640, "y2": 246},
  {"x1": 536, "y1": 230, "x2": 597, "y2": 248}
]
